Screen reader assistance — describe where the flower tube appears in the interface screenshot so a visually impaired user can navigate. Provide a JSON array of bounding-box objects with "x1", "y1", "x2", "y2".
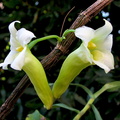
[
  {"x1": 0, "y1": 21, "x2": 54, "y2": 109},
  {"x1": 52, "y1": 19, "x2": 114, "y2": 99}
]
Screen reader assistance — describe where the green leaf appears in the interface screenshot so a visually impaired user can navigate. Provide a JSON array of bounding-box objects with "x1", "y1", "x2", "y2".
[
  {"x1": 53, "y1": 103, "x2": 79, "y2": 113},
  {"x1": 91, "y1": 105, "x2": 103, "y2": 120},
  {"x1": 25, "y1": 110, "x2": 46, "y2": 120},
  {"x1": 70, "y1": 83, "x2": 94, "y2": 98},
  {"x1": 3, "y1": 0, "x2": 21, "y2": 8}
]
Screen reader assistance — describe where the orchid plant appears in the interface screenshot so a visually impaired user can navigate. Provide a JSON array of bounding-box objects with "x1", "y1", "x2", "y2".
[{"x1": 0, "y1": 19, "x2": 117, "y2": 120}]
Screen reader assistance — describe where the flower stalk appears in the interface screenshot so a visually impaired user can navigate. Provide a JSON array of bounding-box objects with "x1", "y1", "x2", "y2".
[
  {"x1": 28, "y1": 29, "x2": 75, "y2": 49},
  {"x1": 28, "y1": 35, "x2": 62, "y2": 49}
]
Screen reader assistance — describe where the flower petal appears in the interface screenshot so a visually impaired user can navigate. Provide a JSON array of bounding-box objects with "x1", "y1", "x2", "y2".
[
  {"x1": 92, "y1": 50, "x2": 114, "y2": 73},
  {"x1": 96, "y1": 34, "x2": 113, "y2": 51},
  {"x1": 0, "y1": 50, "x2": 18, "y2": 69},
  {"x1": 74, "y1": 43, "x2": 93, "y2": 64},
  {"x1": 75, "y1": 26, "x2": 95, "y2": 44},
  {"x1": 8, "y1": 21, "x2": 20, "y2": 38},
  {"x1": 93, "y1": 19, "x2": 113, "y2": 41},
  {"x1": 10, "y1": 36, "x2": 21, "y2": 50},
  {"x1": 11, "y1": 46, "x2": 27, "y2": 70},
  {"x1": 9, "y1": 21, "x2": 21, "y2": 50},
  {"x1": 16, "y1": 28, "x2": 36, "y2": 47}
]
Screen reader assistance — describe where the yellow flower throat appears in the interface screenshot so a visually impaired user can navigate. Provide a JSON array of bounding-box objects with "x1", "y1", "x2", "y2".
[
  {"x1": 88, "y1": 41, "x2": 103, "y2": 60},
  {"x1": 88, "y1": 41, "x2": 96, "y2": 50},
  {"x1": 16, "y1": 46, "x2": 24, "y2": 52}
]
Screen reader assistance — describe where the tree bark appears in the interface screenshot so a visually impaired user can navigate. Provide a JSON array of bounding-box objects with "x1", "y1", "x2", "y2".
[{"x1": 0, "y1": 0, "x2": 114, "y2": 119}]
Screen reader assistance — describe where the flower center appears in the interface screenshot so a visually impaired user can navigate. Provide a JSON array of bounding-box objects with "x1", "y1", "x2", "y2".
[
  {"x1": 91, "y1": 50, "x2": 103, "y2": 60},
  {"x1": 16, "y1": 46, "x2": 24, "y2": 52},
  {"x1": 88, "y1": 41, "x2": 96, "y2": 50}
]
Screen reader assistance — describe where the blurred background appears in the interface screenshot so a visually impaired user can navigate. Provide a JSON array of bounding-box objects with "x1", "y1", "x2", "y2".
[{"x1": 0, "y1": 0, "x2": 120, "y2": 120}]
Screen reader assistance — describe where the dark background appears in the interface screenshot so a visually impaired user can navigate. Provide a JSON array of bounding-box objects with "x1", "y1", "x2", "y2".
[{"x1": 0, "y1": 0, "x2": 120, "y2": 120}]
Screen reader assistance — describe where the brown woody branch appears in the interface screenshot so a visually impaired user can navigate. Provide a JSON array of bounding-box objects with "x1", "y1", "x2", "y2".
[{"x1": 0, "y1": 0, "x2": 114, "y2": 119}]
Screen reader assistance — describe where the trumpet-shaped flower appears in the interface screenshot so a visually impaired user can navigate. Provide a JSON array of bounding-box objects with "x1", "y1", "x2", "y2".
[
  {"x1": 0, "y1": 21, "x2": 36, "y2": 70},
  {"x1": 75, "y1": 19, "x2": 114, "y2": 73},
  {"x1": 52, "y1": 19, "x2": 114, "y2": 99},
  {"x1": 0, "y1": 21, "x2": 54, "y2": 109}
]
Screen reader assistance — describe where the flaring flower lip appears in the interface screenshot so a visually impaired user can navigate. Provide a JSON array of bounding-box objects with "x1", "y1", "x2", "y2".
[
  {"x1": 0, "y1": 21, "x2": 36, "y2": 70},
  {"x1": 75, "y1": 19, "x2": 114, "y2": 73}
]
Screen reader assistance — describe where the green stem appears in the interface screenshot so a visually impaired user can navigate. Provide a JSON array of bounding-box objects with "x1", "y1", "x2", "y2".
[
  {"x1": 28, "y1": 35, "x2": 62, "y2": 49},
  {"x1": 94, "y1": 87, "x2": 107, "y2": 99},
  {"x1": 62, "y1": 29, "x2": 75, "y2": 39},
  {"x1": 73, "y1": 98, "x2": 95, "y2": 120}
]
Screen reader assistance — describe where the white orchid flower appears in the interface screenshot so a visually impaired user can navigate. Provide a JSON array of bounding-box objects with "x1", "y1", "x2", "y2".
[
  {"x1": 52, "y1": 19, "x2": 114, "y2": 99},
  {"x1": 0, "y1": 21, "x2": 36, "y2": 70},
  {"x1": 75, "y1": 19, "x2": 114, "y2": 73},
  {"x1": 0, "y1": 21, "x2": 54, "y2": 109}
]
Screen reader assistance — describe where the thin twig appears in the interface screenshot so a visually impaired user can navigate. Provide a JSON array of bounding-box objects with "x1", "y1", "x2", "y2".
[
  {"x1": 0, "y1": 0, "x2": 114, "y2": 119},
  {"x1": 60, "y1": 6, "x2": 75, "y2": 36}
]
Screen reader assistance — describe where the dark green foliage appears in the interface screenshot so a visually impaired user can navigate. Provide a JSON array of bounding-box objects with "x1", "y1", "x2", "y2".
[{"x1": 0, "y1": 0, "x2": 120, "y2": 120}]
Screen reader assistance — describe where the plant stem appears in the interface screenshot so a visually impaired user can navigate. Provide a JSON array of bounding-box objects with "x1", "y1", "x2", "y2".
[
  {"x1": 73, "y1": 98, "x2": 95, "y2": 120},
  {"x1": 28, "y1": 35, "x2": 62, "y2": 49}
]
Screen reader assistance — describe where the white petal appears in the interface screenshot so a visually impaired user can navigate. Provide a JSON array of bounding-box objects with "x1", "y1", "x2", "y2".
[
  {"x1": 74, "y1": 43, "x2": 93, "y2": 63},
  {"x1": 102, "y1": 34, "x2": 113, "y2": 51},
  {"x1": 94, "y1": 19, "x2": 113, "y2": 41},
  {"x1": 0, "y1": 50, "x2": 18, "y2": 69},
  {"x1": 92, "y1": 50, "x2": 114, "y2": 73},
  {"x1": 10, "y1": 35, "x2": 21, "y2": 50},
  {"x1": 16, "y1": 28, "x2": 36, "y2": 47},
  {"x1": 75, "y1": 26, "x2": 95, "y2": 44},
  {"x1": 96, "y1": 34, "x2": 113, "y2": 51},
  {"x1": 8, "y1": 21, "x2": 20, "y2": 38},
  {"x1": 9, "y1": 21, "x2": 21, "y2": 50},
  {"x1": 11, "y1": 46, "x2": 27, "y2": 70}
]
